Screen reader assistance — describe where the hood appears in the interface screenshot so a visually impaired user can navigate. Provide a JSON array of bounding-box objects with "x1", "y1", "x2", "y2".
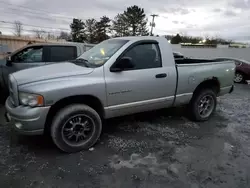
[{"x1": 12, "y1": 62, "x2": 94, "y2": 85}]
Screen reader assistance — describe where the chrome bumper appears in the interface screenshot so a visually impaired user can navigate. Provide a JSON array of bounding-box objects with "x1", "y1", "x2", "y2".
[{"x1": 5, "y1": 97, "x2": 50, "y2": 135}]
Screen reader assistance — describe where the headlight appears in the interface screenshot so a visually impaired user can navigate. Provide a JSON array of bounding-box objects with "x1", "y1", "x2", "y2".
[{"x1": 19, "y1": 92, "x2": 44, "y2": 107}]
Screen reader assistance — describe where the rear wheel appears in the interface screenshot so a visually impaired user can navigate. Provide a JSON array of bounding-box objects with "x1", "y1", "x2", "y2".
[
  {"x1": 234, "y1": 72, "x2": 244, "y2": 83},
  {"x1": 51, "y1": 104, "x2": 102, "y2": 153},
  {"x1": 189, "y1": 89, "x2": 217, "y2": 121}
]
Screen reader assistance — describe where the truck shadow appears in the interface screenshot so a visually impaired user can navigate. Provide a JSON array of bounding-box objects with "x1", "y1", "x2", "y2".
[
  {"x1": 5, "y1": 107, "x2": 186, "y2": 152},
  {"x1": 5, "y1": 106, "x2": 228, "y2": 154}
]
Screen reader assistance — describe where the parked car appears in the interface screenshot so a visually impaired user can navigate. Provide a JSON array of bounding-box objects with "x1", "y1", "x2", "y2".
[
  {"x1": 5, "y1": 36, "x2": 235, "y2": 153},
  {"x1": 0, "y1": 42, "x2": 95, "y2": 102},
  {"x1": 214, "y1": 57, "x2": 250, "y2": 83}
]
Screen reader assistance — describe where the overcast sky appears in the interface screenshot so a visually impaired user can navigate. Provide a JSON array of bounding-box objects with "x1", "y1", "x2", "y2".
[{"x1": 0, "y1": 0, "x2": 250, "y2": 42}]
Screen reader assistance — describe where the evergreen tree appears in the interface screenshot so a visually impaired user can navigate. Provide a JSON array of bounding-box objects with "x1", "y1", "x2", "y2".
[{"x1": 70, "y1": 18, "x2": 86, "y2": 42}]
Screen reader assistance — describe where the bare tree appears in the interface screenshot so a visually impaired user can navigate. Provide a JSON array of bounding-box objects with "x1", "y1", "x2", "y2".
[
  {"x1": 58, "y1": 31, "x2": 71, "y2": 41},
  {"x1": 33, "y1": 29, "x2": 46, "y2": 39},
  {"x1": 46, "y1": 32, "x2": 56, "y2": 40},
  {"x1": 13, "y1": 21, "x2": 23, "y2": 37}
]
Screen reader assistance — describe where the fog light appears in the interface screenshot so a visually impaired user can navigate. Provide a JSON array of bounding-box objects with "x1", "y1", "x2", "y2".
[{"x1": 15, "y1": 122, "x2": 23, "y2": 129}]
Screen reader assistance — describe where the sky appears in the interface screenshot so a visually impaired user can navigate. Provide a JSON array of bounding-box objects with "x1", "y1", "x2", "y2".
[{"x1": 0, "y1": 0, "x2": 250, "y2": 42}]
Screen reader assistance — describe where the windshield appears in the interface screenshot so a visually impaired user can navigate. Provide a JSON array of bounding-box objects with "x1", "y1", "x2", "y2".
[{"x1": 77, "y1": 39, "x2": 129, "y2": 67}]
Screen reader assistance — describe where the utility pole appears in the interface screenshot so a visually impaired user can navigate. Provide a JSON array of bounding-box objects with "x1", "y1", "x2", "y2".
[{"x1": 150, "y1": 14, "x2": 158, "y2": 36}]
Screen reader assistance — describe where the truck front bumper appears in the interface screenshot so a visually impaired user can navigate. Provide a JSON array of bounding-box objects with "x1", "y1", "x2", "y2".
[{"x1": 5, "y1": 97, "x2": 50, "y2": 135}]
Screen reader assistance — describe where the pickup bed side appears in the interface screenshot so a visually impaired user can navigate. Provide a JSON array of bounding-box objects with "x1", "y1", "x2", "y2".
[{"x1": 175, "y1": 62, "x2": 235, "y2": 106}]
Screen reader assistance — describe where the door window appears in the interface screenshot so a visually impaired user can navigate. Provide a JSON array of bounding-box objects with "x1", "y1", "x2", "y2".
[
  {"x1": 121, "y1": 43, "x2": 162, "y2": 70},
  {"x1": 49, "y1": 46, "x2": 77, "y2": 62},
  {"x1": 13, "y1": 46, "x2": 43, "y2": 63}
]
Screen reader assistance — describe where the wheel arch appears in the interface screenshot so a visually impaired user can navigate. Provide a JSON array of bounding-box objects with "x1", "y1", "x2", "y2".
[
  {"x1": 193, "y1": 77, "x2": 220, "y2": 97},
  {"x1": 44, "y1": 95, "x2": 104, "y2": 134}
]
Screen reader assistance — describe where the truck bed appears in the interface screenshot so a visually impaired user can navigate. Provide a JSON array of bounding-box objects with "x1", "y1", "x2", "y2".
[{"x1": 175, "y1": 58, "x2": 215, "y2": 64}]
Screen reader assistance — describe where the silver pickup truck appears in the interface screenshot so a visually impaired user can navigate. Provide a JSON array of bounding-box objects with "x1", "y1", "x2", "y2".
[{"x1": 5, "y1": 36, "x2": 235, "y2": 153}]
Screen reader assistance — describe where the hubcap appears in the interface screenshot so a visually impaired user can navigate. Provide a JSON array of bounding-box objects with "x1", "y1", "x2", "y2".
[
  {"x1": 234, "y1": 73, "x2": 243, "y2": 83},
  {"x1": 61, "y1": 114, "x2": 94, "y2": 146},
  {"x1": 198, "y1": 95, "x2": 215, "y2": 118}
]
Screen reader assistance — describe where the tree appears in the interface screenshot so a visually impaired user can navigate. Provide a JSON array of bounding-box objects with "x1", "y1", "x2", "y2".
[
  {"x1": 13, "y1": 21, "x2": 23, "y2": 37},
  {"x1": 171, "y1": 34, "x2": 182, "y2": 44},
  {"x1": 58, "y1": 31, "x2": 71, "y2": 41},
  {"x1": 46, "y1": 32, "x2": 56, "y2": 40},
  {"x1": 70, "y1": 18, "x2": 86, "y2": 42},
  {"x1": 33, "y1": 29, "x2": 46, "y2": 39},
  {"x1": 122, "y1": 5, "x2": 149, "y2": 36},
  {"x1": 112, "y1": 13, "x2": 129, "y2": 37},
  {"x1": 94, "y1": 16, "x2": 111, "y2": 43},
  {"x1": 181, "y1": 35, "x2": 202, "y2": 44},
  {"x1": 85, "y1": 18, "x2": 97, "y2": 43},
  {"x1": 0, "y1": 31, "x2": 2, "y2": 35}
]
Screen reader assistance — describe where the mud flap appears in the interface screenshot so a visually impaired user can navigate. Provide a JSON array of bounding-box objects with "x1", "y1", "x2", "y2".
[
  {"x1": 5, "y1": 112, "x2": 11, "y2": 122},
  {"x1": 229, "y1": 85, "x2": 234, "y2": 93}
]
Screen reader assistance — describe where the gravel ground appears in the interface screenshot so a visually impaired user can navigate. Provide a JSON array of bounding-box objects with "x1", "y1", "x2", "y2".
[{"x1": 0, "y1": 84, "x2": 250, "y2": 188}]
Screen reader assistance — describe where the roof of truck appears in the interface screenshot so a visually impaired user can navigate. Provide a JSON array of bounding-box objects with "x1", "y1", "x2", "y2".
[{"x1": 27, "y1": 42, "x2": 95, "y2": 47}]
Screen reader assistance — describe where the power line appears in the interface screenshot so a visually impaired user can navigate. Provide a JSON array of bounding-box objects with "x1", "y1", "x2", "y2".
[
  {"x1": 0, "y1": 0, "x2": 75, "y2": 20},
  {"x1": 0, "y1": 10, "x2": 70, "y2": 24},
  {"x1": 150, "y1": 14, "x2": 158, "y2": 36},
  {"x1": 0, "y1": 1, "x2": 93, "y2": 22},
  {"x1": 0, "y1": 20, "x2": 70, "y2": 31},
  {"x1": 0, "y1": 25, "x2": 64, "y2": 33}
]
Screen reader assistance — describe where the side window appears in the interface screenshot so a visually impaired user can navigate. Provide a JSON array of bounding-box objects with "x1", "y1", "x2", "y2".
[
  {"x1": 122, "y1": 43, "x2": 162, "y2": 70},
  {"x1": 12, "y1": 46, "x2": 43, "y2": 63},
  {"x1": 49, "y1": 46, "x2": 77, "y2": 62}
]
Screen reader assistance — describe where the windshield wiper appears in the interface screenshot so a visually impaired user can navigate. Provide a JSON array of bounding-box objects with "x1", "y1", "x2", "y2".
[{"x1": 70, "y1": 58, "x2": 90, "y2": 67}]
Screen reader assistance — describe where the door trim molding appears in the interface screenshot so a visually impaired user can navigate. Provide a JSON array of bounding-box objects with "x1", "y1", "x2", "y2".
[{"x1": 104, "y1": 96, "x2": 175, "y2": 111}]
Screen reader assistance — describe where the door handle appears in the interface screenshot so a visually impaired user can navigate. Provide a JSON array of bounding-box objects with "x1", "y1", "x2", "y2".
[{"x1": 155, "y1": 73, "x2": 167, "y2": 78}]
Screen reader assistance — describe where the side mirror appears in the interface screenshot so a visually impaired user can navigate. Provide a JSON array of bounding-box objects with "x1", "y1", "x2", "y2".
[
  {"x1": 6, "y1": 56, "x2": 12, "y2": 67},
  {"x1": 110, "y1": 57, "x2": 135, "y2": 72}
]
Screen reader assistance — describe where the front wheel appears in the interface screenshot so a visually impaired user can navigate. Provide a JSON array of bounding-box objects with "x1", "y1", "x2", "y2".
[
  {"x1": 189, "y1": 89, "x2": 217, "y2": 121},
  {"x1": 51, "y1": 104, "x2": 102, "y2": 153}
]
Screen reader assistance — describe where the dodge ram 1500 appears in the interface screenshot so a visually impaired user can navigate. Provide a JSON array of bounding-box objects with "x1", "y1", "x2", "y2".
[{"x1": 5, "y1": 36, "x2": 235, "y2": 153}]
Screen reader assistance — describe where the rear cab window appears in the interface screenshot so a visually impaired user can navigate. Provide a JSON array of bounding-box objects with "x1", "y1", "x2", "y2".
[{"x1": 48, "y1": 46, "x2": 77, "y2": 62}]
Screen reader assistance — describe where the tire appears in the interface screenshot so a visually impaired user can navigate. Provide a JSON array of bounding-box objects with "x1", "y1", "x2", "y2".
[
  {"x1": 188, "y1": 89, "x2": 217, "y2": 122},
  {"x1": 51, "y1": 104, "x2": 102, "y2": 153},
  {"x1": 234, "y1": 72, "x2": 245, "y2": 83}
]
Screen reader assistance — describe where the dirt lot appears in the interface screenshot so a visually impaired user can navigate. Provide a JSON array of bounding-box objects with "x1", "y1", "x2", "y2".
[{"x1": 0, "y1": 84, "x2": 250, "y2": 188}]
